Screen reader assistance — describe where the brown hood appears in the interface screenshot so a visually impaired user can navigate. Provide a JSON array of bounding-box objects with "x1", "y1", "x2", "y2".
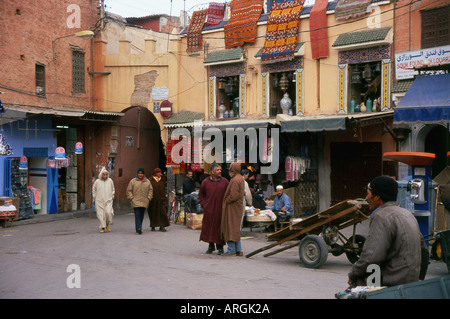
[{"x1": 229, "y1": 162, "x2": 241, "y2": 178}]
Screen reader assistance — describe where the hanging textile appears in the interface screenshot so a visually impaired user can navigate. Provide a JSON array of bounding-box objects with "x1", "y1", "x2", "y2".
[
  {"x1": 284, "y1": 156, "x2": 310, "y2": 181},
  {"x1": 187, "y1": 9, "x2": 208, "y2": 52},
  {"x1": 191, "y1": 136, "x2": 203, "y2": 172},
  {"x1": 0, "y1": 134, "x2": 13, "y2": 155},
  {"x1": 224, "y1": 0, "x2": 264, "y2": 49},
  {"x1": 334, "y1": 0, "x2": 371, "y2": 21},
  {"x1": 206, "y1": 2, "x2": 225, "y2": 26},
  {"x1": 309, "y1": 0, "x2": 329, "y2": 59},
  {"x1": 261, "y1": 0, "x2": 304, "y2": 64}
]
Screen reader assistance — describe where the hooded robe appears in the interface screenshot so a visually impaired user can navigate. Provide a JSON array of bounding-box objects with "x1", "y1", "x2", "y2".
[
  {"x1": 92, "y1": 167, "x2": 115, "y2": 228},
  {"x1": 221, "y1": 162, "x2": 245, "y2": 243}
]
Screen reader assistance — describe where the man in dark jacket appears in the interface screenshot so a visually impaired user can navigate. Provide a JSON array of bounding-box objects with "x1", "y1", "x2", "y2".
[{"x1": 348, "y1": 176, "x2": 429, "y2": 287}]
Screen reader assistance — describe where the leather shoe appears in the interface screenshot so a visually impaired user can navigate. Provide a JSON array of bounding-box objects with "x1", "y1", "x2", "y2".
[{"x1": 236, "y1": 251, "x2": 244, "y2": 257}]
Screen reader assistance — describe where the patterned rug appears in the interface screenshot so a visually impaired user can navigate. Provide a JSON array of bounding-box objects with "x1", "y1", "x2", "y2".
[
  {"x1": 309, "y1": 0, "x2": 329, "y2": 59},
  {"x1": 206, "y1": 2, "x2": 225, "y2": 26},
  {"x1": 261, "y1": 0, "x2": 304, "y2": 64},
  {"x1": 334, "y1": 0, "x2": 371, "y2": 21},
  {"x1": 224, "y1": 0, "x2": 264, "y2": 49},
  {"x1": 187, "y1": 9, "x2": 208, "y2": 52}
]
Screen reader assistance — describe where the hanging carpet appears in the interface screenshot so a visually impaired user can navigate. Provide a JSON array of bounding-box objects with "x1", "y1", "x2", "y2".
[
  {"x1": 309, "y1": 0, "x2": 329, "y2": 59},
  {"x1": 206, "y1": 2, "x2": 225, "y2": 26},
  {"x1": 261, "y1": 0, "x2": 304, "y2": 64},
  {"x1": 224, "y1": 0, "x2": 264, "y2": 49},
  {"x1": 187, "y1": 9, "x2": 208, "y2": 52},
  {"x1": 334, "y1": 0, "x2": 371, "y2": 21}
]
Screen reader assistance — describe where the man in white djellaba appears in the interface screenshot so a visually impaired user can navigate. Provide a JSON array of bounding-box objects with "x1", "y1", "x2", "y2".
[{"x1": 92, "y1": 167, "x2": 115, "y2": 233}]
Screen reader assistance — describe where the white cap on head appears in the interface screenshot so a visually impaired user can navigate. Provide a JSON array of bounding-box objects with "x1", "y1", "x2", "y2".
[{"x1": 276, "y1": 185, "x2": 283, "y2": 190}]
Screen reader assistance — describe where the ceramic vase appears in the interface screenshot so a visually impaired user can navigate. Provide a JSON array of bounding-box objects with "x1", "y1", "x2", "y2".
[{"x1": 280, "y1": 93, "x2": 292, "y2": 115}]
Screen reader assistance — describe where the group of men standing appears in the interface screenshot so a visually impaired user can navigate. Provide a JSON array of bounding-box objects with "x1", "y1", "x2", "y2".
[
  {"x1": 198, "y1": 162, "x2": 247, "y2": 256},
  {"x1": 92, "y1": 167, "x2": 169, "y2": 234}
]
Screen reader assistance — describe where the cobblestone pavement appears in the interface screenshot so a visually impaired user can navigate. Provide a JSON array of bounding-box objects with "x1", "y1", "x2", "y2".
[{"x1": 0, "y1": 212, "x2": 447, "y2": 300}]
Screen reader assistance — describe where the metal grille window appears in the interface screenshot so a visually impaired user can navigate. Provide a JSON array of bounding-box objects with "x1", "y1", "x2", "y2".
[
  {"x1": 72, "y1": 50, "x2": 85, "y2": 93},
  {"x1": 421, "y1": 5, "x2": 450, "y2": 49},
  {"x1": 35, "y1": 63, "x2": 45, "y2": 96}
]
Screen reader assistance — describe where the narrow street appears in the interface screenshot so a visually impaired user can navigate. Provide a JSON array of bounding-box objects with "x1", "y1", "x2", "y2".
[{"x1": 0, "y1": 212, "x2": 447, "y2": 300}]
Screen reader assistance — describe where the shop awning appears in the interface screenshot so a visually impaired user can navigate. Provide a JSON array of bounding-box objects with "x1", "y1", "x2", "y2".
[
  {"x1": 201, "y1": 118, "x2": 277, "y2": 130},
  {"x1": 164, "y1": 117, "x2": 277, "y2": 130},
  {"x1": 394, "y1": 73, "x2": 450, "y2": 124},
  {"x1": 277, "y1": 111, "x2": 394, "y2": 133},
  {"x1": 1, "y1": 104, "x2": 124, "y2": 124}
]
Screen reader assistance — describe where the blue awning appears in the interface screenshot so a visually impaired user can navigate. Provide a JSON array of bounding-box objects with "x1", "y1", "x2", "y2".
[{"x1": 394, "y1": 73, "x2": 450, "y2": 123}]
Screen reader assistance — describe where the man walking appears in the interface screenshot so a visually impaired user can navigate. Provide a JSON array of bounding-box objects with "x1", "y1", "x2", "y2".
[
  {"x1": 348, "y1": 176, "x2": 429, "y2": 287},
  {"x1": 199, "y1": 164, "x2": 229, "y2": 255},
  {"x1": 148, "y1": 168, "x2": 170, "y2": 232},
  {"x1": 126, "y1": 168, "x2": 153, "y2": 234},
  {"x1": 221, "y1": 162, "x2": 245, "y2": 256},
  {"x1": 92, "y1": 167, "x2": 115, "y2": 233}
]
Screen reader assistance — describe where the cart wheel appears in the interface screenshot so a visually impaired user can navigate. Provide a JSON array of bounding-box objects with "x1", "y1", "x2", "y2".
[
  {"x1": 345, "y1": 235, "x2": 366, "y2": 264},
  {"x1": 299, "y1": 235, "x2": 328, "y2": 268}
]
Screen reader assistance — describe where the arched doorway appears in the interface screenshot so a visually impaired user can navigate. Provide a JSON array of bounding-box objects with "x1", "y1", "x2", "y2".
[{"x1": 114, "y1": 106, "x2": 165, "y2": 210}]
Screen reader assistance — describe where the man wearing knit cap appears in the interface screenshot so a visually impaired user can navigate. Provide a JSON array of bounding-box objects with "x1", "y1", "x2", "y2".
[
  {"x1": 126, "y1": 168, "x2": 153, "y2": 234},
  {"x1": 348, "y1": 176, "x2": 428, "y2": 287}
]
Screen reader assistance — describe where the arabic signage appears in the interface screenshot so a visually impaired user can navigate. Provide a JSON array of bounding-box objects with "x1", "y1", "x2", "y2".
[{"x1": 395, "y1": 45, "x2": 450, "y2": 80}]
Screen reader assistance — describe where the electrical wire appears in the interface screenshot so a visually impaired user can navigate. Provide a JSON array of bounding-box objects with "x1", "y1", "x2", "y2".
[{"x1": 3, "y1": 0, "x2": 442, "y2": 106}]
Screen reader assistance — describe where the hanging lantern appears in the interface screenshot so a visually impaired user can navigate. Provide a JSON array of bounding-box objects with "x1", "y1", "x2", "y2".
[
  {"x1": 224, "y1": 78, "x2": 234, "y2": 97},
  {"x1": 351, "y1": 66, "x2": 362, "y2": 84},
  {"x1": 362, "y1": 63, "x2": 373, "y2": 82},
  {"x1": 374, "y1": 62, "x2": 381, "y2": 74},
  {"x1": 218, "y1": 78, "x2": 226, "y2": 89},
  {"x1": 272, "y1": 74, "x2": 279, "y2": 88},
  {"x1": 279, "y1": 73, "x2": 289, "y2": 93}
]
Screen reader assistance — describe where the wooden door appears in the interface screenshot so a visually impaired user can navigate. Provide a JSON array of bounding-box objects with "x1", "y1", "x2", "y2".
[{"x1": 330, "y1": 142, "x2": 382, "y2": 205}]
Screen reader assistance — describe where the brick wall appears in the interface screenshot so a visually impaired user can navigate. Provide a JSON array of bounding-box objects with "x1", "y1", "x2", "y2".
[
  {"x1": 0, "y1": 0, "x2": 99, "y2": 111},
  {"x1": 394, "y1": 0, "x2": 449, "y2": 53}
]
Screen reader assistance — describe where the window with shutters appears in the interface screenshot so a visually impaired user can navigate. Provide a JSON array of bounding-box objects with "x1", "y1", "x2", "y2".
[
  {"x1": 72, "y1": 50, "x2": 85, "y2": 93},
  {"x1": 35, "y1": 63, "x2": 45, "y2": 97},
  {"x1": 421, "y1": 5, "x2": 450, "y2": 49}
]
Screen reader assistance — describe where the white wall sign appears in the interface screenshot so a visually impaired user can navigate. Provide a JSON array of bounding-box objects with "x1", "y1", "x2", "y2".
[{"x1": 395, "y1": 45, "x2": 450, "y2": 80}]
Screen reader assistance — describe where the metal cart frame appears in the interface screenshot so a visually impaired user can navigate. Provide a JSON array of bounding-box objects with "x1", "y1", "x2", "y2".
[{"x1": 246, "y1": 200, "x2": 370, "y2": 268}]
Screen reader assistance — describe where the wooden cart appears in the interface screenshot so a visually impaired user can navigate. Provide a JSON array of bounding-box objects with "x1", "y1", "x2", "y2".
[{"x1": 246, "y1": 199, "x2": 370, "y2": 268}]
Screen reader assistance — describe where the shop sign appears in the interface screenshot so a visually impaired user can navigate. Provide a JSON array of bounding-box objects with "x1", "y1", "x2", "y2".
[
  {"x1": 75, "y1": 142, "x2": 83, "y2": 154},
  {"x1": 19, "y1": 155, "x2": 28, "y2": 170},
  {"x1": 395, "y1": 45, "x2": 450, "y2": 80},
  {"x1": 55, "y1": 146, "x2": 66, "y2": 159}
]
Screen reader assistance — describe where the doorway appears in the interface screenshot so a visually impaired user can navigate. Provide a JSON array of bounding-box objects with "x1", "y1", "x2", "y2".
[{"x1": 330, "y1": 142, "x2": 382, "y2": 204}]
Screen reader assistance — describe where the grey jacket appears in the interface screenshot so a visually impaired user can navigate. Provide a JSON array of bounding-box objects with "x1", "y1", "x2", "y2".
[{"x1": 348, "y1": 202, "x2": 427, "y2": 287}]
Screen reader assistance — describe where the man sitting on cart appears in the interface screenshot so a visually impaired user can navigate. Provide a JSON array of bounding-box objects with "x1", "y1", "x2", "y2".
[{"x1": 271, "y1": 185, "x2": 293, "y2": 227}]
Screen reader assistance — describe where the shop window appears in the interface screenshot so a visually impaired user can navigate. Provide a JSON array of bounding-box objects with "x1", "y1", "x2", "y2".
[
  {"x1": 216, "y1": 76, "x2": 240, "y2": 118},
  {"x1": 269, "y1": 71, "x2": 296, "y2": 117},
  {"x1": 348, "y1": 61, "x2": 382, "y2": 112},
  {"x1": 72, "y1": 50, "x2": 85, "y2": 93},
  {"x1": 35, "y1": 63, "x2": 45, "y2": 97},
  {"x1": 421, "y1": 5, "x2": 450, "y2": 49}
]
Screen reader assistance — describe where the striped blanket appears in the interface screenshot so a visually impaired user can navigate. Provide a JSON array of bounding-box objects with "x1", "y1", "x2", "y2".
[
  {"x1": 224, "y1": 0, "x2": 264, "y2": 49},
  {"x1": 335, "y1": 0, "x2": 371, "y2": 21},
  {"x1": 187, "y1": 9, "x2": 208, "y2": 51},
  {"x1": 261, "y1": 0, "x2": 304, "y2": 64}
]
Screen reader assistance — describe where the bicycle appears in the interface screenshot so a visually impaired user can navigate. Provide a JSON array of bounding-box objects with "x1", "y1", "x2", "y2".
[{"x1": 169, "y1": 189, "x2": 184, "y2": 224}]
